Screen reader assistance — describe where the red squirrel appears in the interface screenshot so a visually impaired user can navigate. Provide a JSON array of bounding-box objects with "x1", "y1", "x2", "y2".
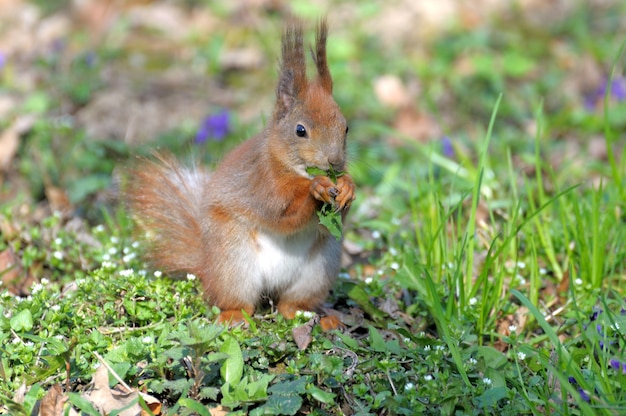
[{"x1": 125, "y1": 19, "x2": 355, "y2": 329}]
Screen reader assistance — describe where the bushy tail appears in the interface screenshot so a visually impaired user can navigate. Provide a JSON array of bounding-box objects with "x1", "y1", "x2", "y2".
[{"x1": 124, "y1": 152, "x2": 209, "y2": 277}]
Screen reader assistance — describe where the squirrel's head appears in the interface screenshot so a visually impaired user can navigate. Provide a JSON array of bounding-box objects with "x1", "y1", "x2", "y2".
[{"x1": 270, "y1": 19, "x2": 348, "y2": 178}]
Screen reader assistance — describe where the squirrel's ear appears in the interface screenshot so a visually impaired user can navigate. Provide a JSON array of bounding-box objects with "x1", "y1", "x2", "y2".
[
  {"x1": 275, "y1": 22, "x2": 306, "y2": 119},
  {"x1": 312, "y1": 18, "x2": 332, "y2": 94}
]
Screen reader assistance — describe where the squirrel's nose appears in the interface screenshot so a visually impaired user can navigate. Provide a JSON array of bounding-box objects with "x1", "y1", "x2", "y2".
[{"x1": 328, "y1": 158, "x2": 344, "y2": 172}]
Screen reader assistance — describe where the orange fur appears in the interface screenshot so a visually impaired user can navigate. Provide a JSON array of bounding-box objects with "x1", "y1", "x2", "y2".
[{"x1": 124, "y1": 19, "x2": 355, "y2": 327}]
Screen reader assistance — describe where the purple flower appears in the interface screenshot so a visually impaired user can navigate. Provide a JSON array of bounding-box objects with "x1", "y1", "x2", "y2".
[
  {"x1": 195, "y1": 110, "x2": 230, "y2": 144},
  {"x1": 441, "y1": 136, "x2": 454, "y2": 158},
  {"x1": 609, "y1": 358, "x2": 626, "y2": 374},
  {"x1": 568, "y1": 377, "x2": 591, "y2": 402},
  {"x1": 84, "y1": 51, "x2": 97, "y2": 67},
  {"x1": 585, "y1": 77, "x2": 626, "y2": 110}
]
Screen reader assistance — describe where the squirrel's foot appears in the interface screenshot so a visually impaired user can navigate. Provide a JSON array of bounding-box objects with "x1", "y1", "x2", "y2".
[
  {"x1": 319, "y1": 315, "x2": 343, "y2": 331},
  {"x1": 218, "y1": 307, "x2": 254, "y2": 328},
  {"x1": 278, "y1": 301, "x2": 343, "y2": 332}
]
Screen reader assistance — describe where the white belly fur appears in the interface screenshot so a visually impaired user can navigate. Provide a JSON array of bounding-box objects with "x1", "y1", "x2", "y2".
[{"x1": 255, "y1": 224, "x2": 328, "y2": 291}]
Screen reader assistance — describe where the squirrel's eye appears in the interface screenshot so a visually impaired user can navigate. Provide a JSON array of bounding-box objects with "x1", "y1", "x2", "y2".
[
  {"x1": 345, "y1": 126, "x2": 349, "y2": 135},
  {"x1": 295, "y1": 124, "x2": 307, "y2": 138}
]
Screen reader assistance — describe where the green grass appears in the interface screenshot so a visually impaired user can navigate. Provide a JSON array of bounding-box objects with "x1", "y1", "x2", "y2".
[{"x1": 1, "y1": 1, "x2": 626, "y2": 415}]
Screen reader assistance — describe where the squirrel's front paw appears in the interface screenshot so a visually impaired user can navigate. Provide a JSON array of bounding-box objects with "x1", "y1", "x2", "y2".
[
  {"x1": 310, "y1": 175, "x2": 338, "y2": 205},
  {"x1": 334, "y1": 174, "x2": 356, "y2": 210},
  {"x1": 310, "y1": 174, "x2": 356, "y2": 209}
]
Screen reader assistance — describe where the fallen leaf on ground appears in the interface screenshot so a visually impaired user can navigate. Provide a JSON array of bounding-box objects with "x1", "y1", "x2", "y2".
[
  {"x1": 292, "y1": 318, "x2": 316, "y2": 351},
  {"x1": 80, "y1": 365, "x2": 161, "y2": 416},
  {"x1": 39, "y1": 384, "x2": 67, "y2": 416}
]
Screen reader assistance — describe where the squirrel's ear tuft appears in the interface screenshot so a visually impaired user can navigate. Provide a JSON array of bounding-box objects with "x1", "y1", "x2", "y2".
[
  {"x1": 275, "y1": 21, "x2": 306, "y2": 119},
  {"x1": 312, "y1": 18, "x2": 332, "y2": 94}
]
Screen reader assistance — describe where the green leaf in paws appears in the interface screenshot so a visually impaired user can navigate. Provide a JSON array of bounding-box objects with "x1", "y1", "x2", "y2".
[
  {"x1": 306, "y1": 166, "x2": 345, "y2": 241},
  {"x1": 318, "y1": 202, "x2": 343, "y2": 241},
  {"x1": 305, "y1": 166, "x2": 346, "y2": 183}
]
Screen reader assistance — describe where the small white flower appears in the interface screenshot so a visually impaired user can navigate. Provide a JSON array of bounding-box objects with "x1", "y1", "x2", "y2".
[
  {"x1": 539, "y1": 268, "x2": 547, "y2": 275},
  {"x1": 132, "y1": 241, "x2": 140, "y2": 248},
  {"x1": 123, "y1": 247, "x2": 131, "y2": 254},
  {"x1": 364, "y1": 277, "x2": 374, "y2": 285},
  {"x1": 377, "y1": 269, "x2": 384, "y2": 276},
  {"x1": 575, "y1": 278, "x2": 583, "y2": 286},
  {"x1": 142, "y1": 336, "x2": 152, "y2": 344},
  {"x1": 53, "y1": 251, "x2": 64, "y2": 260},
  {"x1": 295, "y1": 310, "x2": 315, "y2": 318},
  {"x1": 517, "y1": 261, "x2": 526, "y2": 269},
  {"x1": 390, "y1": 262, "x2": 400, "y2": 271},
  {"x1": 110, "y1": 236, "x2": 119, "y2": 244},
  {"x1": 482, "y1": 377, "x2": 492, "y2": 385},
  {"x1": 31, "y1": 283, "x2": 43, "y2": 294},
  {"x1": 186, "y1": 273, "x2": 196, "y2": 281},
  {"x1": 468, "y1": 357, "x2": 478, "y2": 365},
  {"x1": 508, "y1": 325, "x2": 517, "y2": 333},
  {"x1": 138, "y1": 269, "x2": 147, "y2": 276},
  {"x1": 102, "y1": 254, "x2": 111, "y2": 261},
  {"x1": 435, "y1": 345, "x2": 445, "y2": 352},
  {"x1": 51, "y1": 305, "x2": 61, "y2": 312},
  {"x1": 54, "y1": 237, "x2": 63, "y2": 245},
  {"x1": 123, "y1": 253, "x2": 136, "y2": 262},
  {"x1": 405, "y1": 382, "x2": 415, "y2": 390},
  {"x1": 515, "y1": 274, "x2": 526, "y2": 285},
  {"x1": 55, "y1": 334, "x2": 64, "y2": 340},
  {"x1": 424, "y1": 345, "x2": 431, "y2": 351},
  {"x1": 389, "y1": 247, "x2": 398, "y2": 256},
  {"x1": 41, "y1": 278, "x2": 49, "y2": 285},
  {"x1": 94, "y1": 224, "x2": 105, "y2": 233},
  {"x1": 120, "y1": 269, "x2": 133, "y2": 277},
  {"x1": 23, "y1": 341, "x2": 34, "y2": 348},
  {"x1": 108, "y1": 247, "x2": 117, "y2": 255},
  {"x1": 371, "y1": 230, "x2": 381, "y2": 239},
  {"x1": 469, "y1": 297, "x2": 478, "y2": 306},
  {"x1": 517, "y1": 351, "x2": 526, "y2": 360},
  {"x1": 101, "y1": 260, "x2": 114, "y2": 269},
  {"x1": 12, "y1": 337, "x2": 20, "y2": 344},
  {"x1": 338, "y1": 272, "x2": 350, "y2": 279},
  {"x1": 154, "y1": 271, "x2": 162, "y2": 277},
  {"x1": 423, "y1": 375, "x2": 433, "y2": 381}
]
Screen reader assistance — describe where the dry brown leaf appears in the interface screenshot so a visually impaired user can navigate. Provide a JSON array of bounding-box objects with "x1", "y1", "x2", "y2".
[
  {"x1": 374, "y1": 75, "x2": 410, "y2": 109},
  {"x1": 39, "y1": 384, "x2": 67, "y2": 416},
  {"x1": 393, "y1": 107, "x2": 441, "y2": 143},
  {"x1": 44, "y1": 185, "x2": 72, "y2": 213},
  {"x1": 210, "y1": 405, "x2": 230, "y2": 416},
  {"x1": 0, "y1": 115, "x2": 37, "y2": 173},
  {"x1": 0, "y1": 246, "x2": 34, "y2": 295},
  {"x1": 80, "y1": 365, "x2": 161, "y2": 416},
  {"x1": 0, "y1": 127, "x2": 19, "y2": 172},
  {"x1": 12, "y1": 382, "x2": 27, "y2": 404},
  {"x1": 292, "y1": 319, "x2": 315, "y2": 351}
]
